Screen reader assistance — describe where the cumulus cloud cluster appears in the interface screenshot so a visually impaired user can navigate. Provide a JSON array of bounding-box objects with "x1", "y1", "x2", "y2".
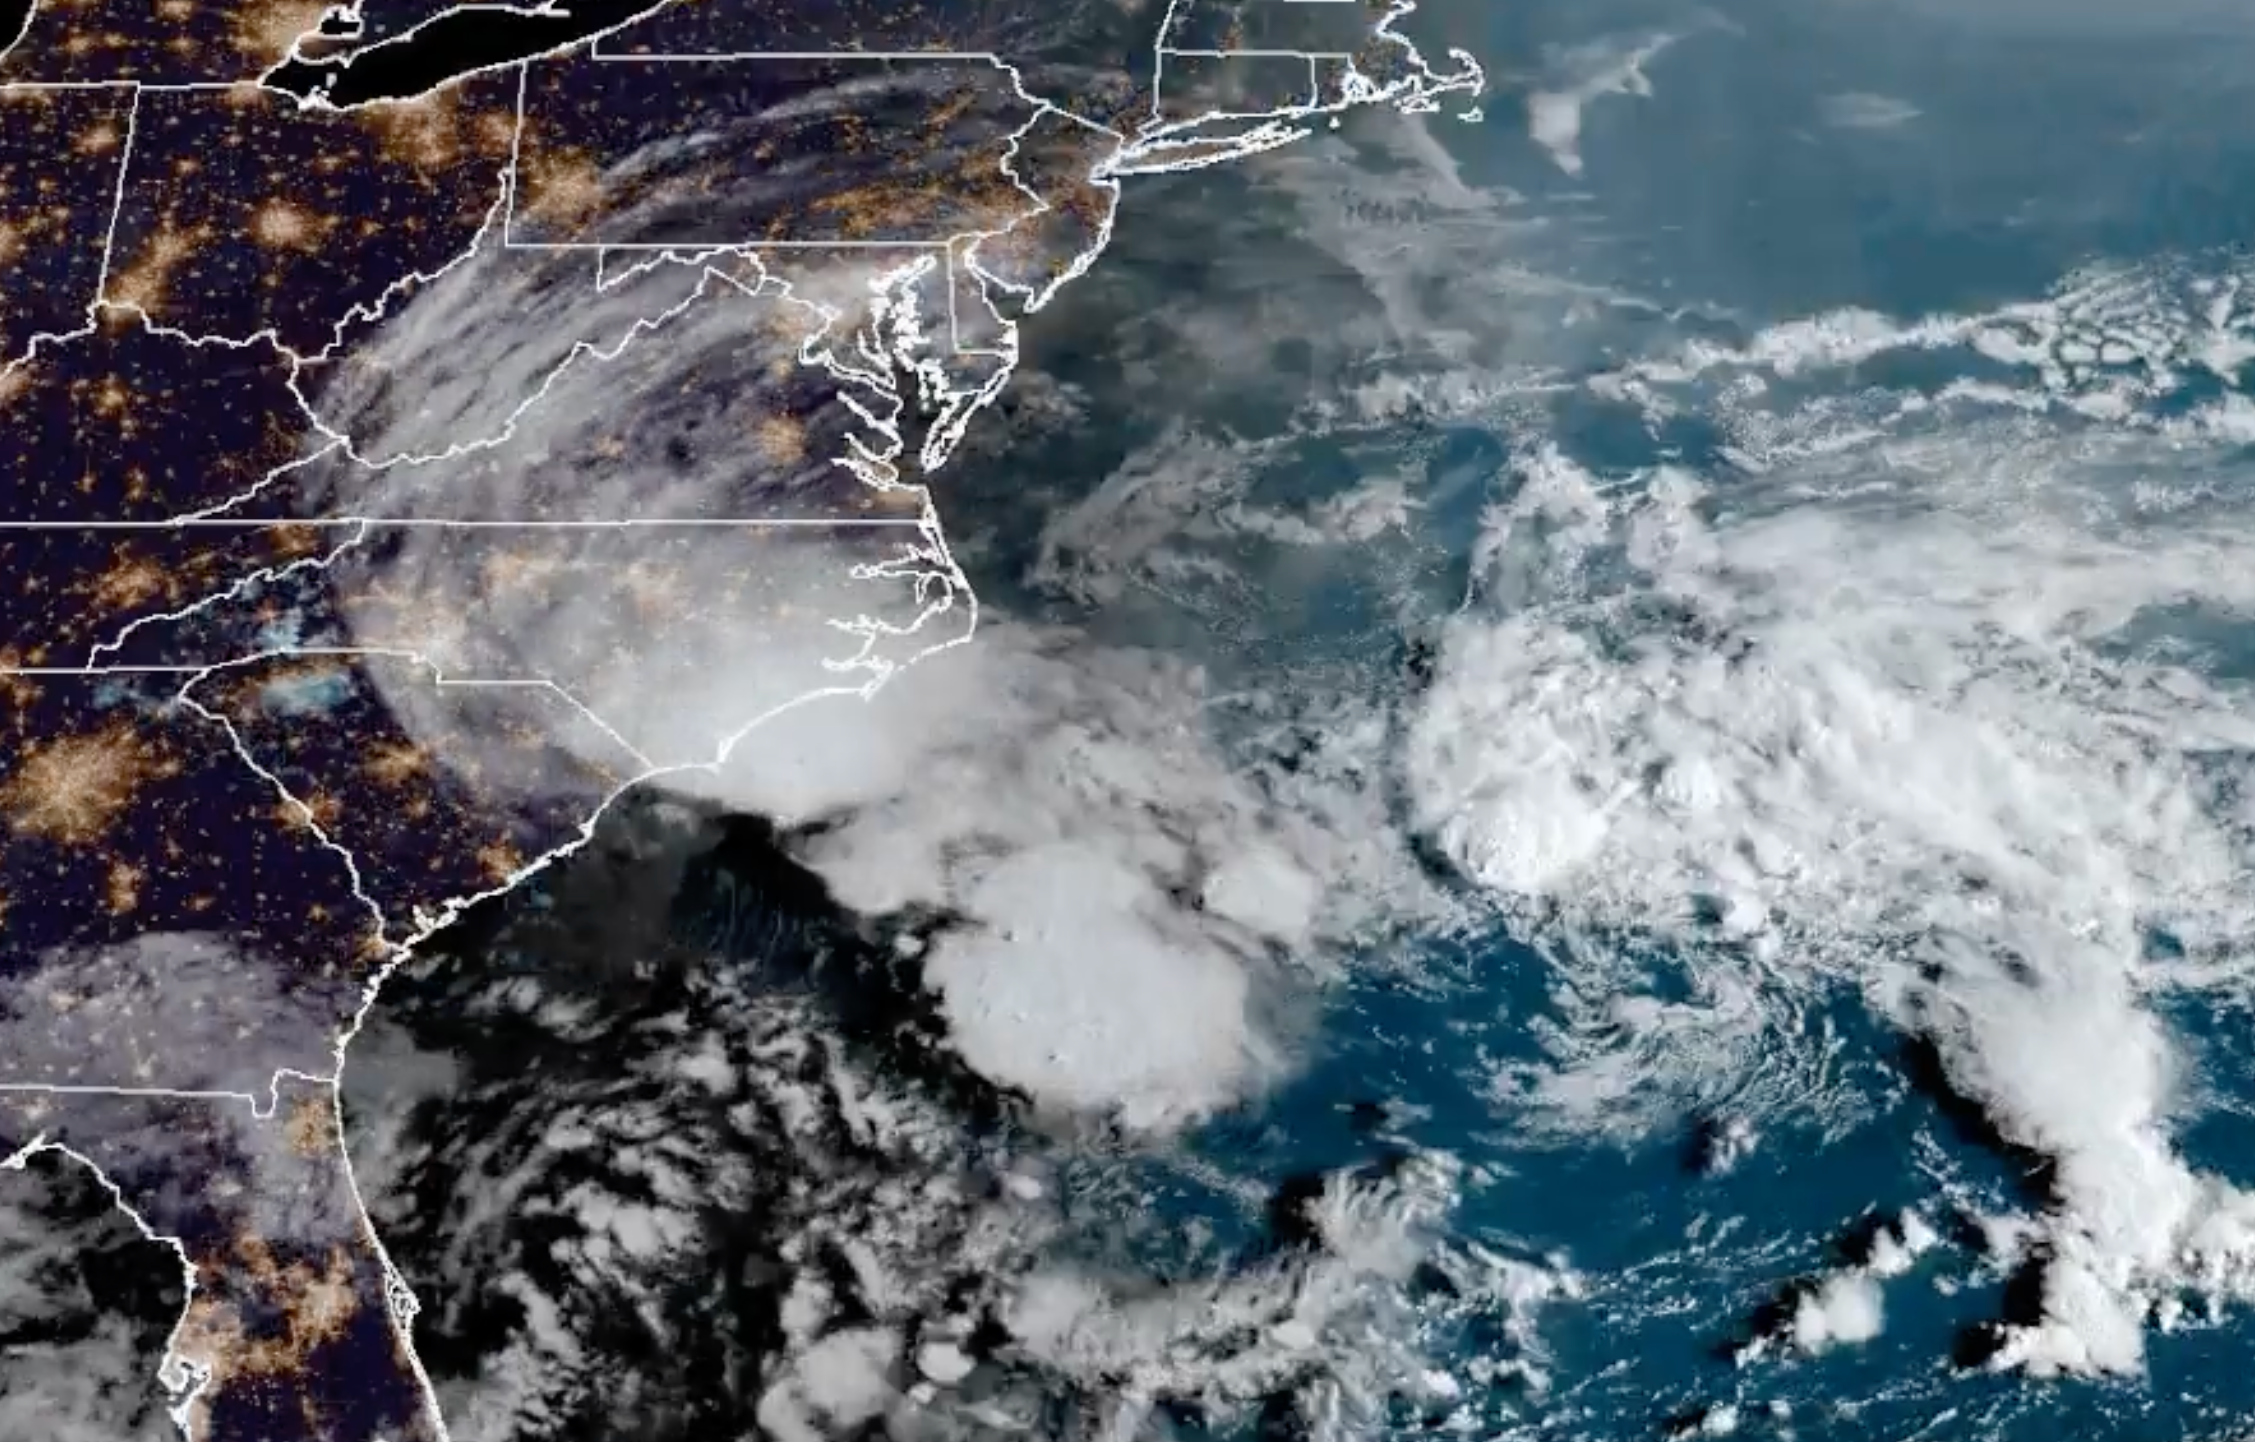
[
  {"x1": 1406, "y1": 390, "x2": 2255, "y2": 1373},
  {"x1": 724, "y1": 626, "x2": 1418, "y2": 1126},
  {"x1": 1736, "y1": 1211, "x2": 1938, "y2": 1365}
]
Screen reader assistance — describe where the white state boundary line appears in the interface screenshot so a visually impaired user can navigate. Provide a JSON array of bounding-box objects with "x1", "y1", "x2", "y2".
[
  {"x1": 88, "y1": 86, "x2": 140, "y2": 305},
  {"x1": 0, "y1": 517, "x2": 935, "y2": 528}
]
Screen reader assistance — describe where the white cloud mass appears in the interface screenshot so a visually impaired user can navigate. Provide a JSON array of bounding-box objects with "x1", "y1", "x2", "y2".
[{"x1": 285, "y1": 207, "x2": 1421, "y2": 1131}]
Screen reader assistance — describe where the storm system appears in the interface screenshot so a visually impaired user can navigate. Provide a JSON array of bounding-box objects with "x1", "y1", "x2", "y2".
[{"x1": 204, "y1": 49, "x2": 1495, "y2": 1442}]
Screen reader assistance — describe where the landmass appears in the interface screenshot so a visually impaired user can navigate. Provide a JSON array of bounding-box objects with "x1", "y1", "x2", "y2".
[{"x1": 0, "y1": 0, "x2": 1483, "y2": 1435}]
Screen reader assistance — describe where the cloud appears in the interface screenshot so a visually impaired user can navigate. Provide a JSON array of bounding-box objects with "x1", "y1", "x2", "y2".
[
  {"x1": 1523, "y1": 31, "x2": 1680, "y2": 178},
  {"x1": 740, "y1": 625, "x2": 1407, "y2": 1126},
  {"x1": 0, "y1": 932, "x2": 359, "y2": 1093},
  {"x1": 1819, "y1": 92, "x2": 1921, "y2": 130},
  {"x1": 1405, "y1": 415, "x2": 2255, "y2": 1372},
  {"x1": 1740, "y1": 1210, "x2": 1937, "y2": 1365},
  {"x1": 1789, "y1": 1272, "x2": 1884, "y2": 1352},
  {"x1": 276, "y1": 129, "x2": 1432, "y2": 1132},
  {"x1": 0, "y1": 1154, "x2": 178, "y2": 1442}
]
